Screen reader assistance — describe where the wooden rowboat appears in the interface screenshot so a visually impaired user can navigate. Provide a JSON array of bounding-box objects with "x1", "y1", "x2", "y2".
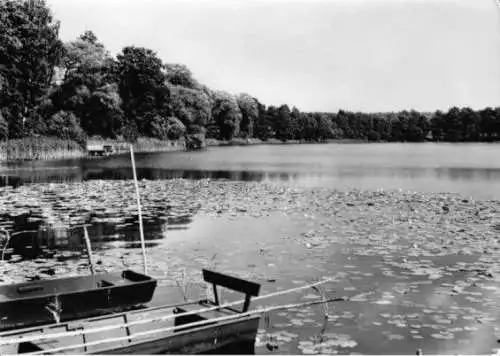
[
  {"x1": 0, "y1": 269, "x2": 262, "y2": 355},
  {"x1": 0, "y1": 270, "x2": 157, "y2": 332}
]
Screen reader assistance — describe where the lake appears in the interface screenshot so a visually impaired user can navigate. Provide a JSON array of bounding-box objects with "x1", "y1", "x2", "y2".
[
  {"x1": 2, "y1": 142, "x2": 500, "y2": 200},
  {"x1": 2, "y1": 143, "x2": 500, "y2": 355}
]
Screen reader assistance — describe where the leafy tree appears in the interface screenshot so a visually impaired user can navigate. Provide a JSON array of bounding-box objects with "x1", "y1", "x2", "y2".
[
  {"x1": 347, "y1": 112, "x2": 362, "y2": 139},
  {"x1": 335, "y1": 110, "x2": 352, "y2": 138},
  {"x1": 430, "y1": 110, "x2": 444, "y2": 141},
  {"x1": 254, "y1": 99, "x2": 274, "y2": 140},
  {"x1": 373, "y1": 114, "x2": 391, "y2": 141},
  {"x1": 479, "y1": 107, "x2": 495, "y2": 141},
  {"x1": 150, "y1": 115, "x2": 185, "y2": 140},
  {"x1": 397, "y1": 111, "x2": 411, "y2": 140},
  {"x1": 274, "y1": 105, "x2": 294, "y2": 141},
  {"x1": 316, "y1": 114, "x2": 333, "y2": 141},
  {"x1": 165, "y1": 64, "x2": 199, "y2": 89},
  {"x1": 117, "y1": 46, "x2": 170, "y2": 137},
  {"x1": 46, "y1": 110, "x2": 86, "y2": 145},
  {"x1": 84, "y1": 83, "x2": 123, "y2": 137},
  {"x1": 479, "y1": 107, "x2": 500, "y2": 141},
  {"x1": 303, "y1": 113, "x2": 318, "y2": 140},
  {"x1": 3, "y1": 1, "x2": 500, "y2": 148},
  {"x1": 60, "y1": 30, "x2": 111, "y2": 83},
  {"x1": 359, "y1": 114, "x2": 374, "y2": 139},
  {"x1": 460, "y1": 107, "x2": 480, "y2": 141},
  {"x1": 367, "y1": 130, "x2": 381, "y2": 141},
  {"x1": 79, "y1": 30, "x2": 98, "y2": 44},
  {"x1": 169, "y1": 85, "x2": 211, "y2": 134},
  {"x1": 0, "y1": 0, "x2": 64, "y2": 138},
  {"x1": 405, "y1": 110, "x2": 426, "y2": 142},
  {"x1": 236, "y1": 93, "x2": 258, "y2": 138},
  {"x1": 211, "y1": 91, "x2": 242, "y2": 140},
  {"x1": 166, "y1": 117, "x2": 186, "y2": 139},
  {"x1": 50, "y1": 32, "x2": 123, "y2": 138},
  {"x1": 390, "y1": 116, "x2": 403, "y2": 142},
  {"x1": 443, "y1": 107, "x2": 462, "y2": 142},
  {"x1": 289, "y1": 107, "x2": 302, "y2": 140},
  {"x1": 294, "y1": 112, "x2": 307, "y2": 140},
  {"x1": 0, "y1": 111, "x2": 8, "y2": 140}
]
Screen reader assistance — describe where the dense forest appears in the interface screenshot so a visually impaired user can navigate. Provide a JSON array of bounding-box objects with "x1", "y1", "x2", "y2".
[{"x1": 1, "y1": 0, "x2": 500, "y2": 151}]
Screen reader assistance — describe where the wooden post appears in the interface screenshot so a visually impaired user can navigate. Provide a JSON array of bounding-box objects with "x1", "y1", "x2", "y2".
[
  {"x1": 130, "y1": 145, "x2": 148, "y2": 275},
  {"x1": 83, "y1": 226, "x2": 95, "y2": 275}
]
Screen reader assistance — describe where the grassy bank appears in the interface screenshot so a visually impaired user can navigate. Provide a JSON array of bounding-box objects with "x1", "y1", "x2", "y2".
[
  {"x1": 0, "y1": 135, "x2": 363, "y2": 162},
  {"x1": 87, "y1": 137, "x2": 186, "y2": 155},
  {"x1": 0, "y1": 137, "x2": 187, "y2": 161},
  {"x1": 0, "y1": 137, "x2": 85, "y2": 161}
]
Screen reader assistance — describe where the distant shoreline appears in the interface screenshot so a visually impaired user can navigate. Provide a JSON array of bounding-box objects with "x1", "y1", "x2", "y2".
[
  {"x1": 3, "y1": 136, "x2": 499, "y2": 163},
  {"x1": 0, "y1": 137, "x2": 371, "y2": 162}
]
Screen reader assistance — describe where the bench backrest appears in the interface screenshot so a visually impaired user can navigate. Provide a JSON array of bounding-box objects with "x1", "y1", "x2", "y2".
[{"x1": 202, "y1": 269, "x2": 261, "y2": 312}]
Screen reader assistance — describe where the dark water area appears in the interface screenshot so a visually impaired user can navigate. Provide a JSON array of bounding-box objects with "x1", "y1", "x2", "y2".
[
  {"x1": 0, "y1": 203, "x2": 193, "y2": 261},
  {"x1": 2, "y1": 143, "x2": 500, "y2": 199}
]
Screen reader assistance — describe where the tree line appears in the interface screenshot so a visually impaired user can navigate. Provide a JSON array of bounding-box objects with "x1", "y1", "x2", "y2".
[{"x1": 1, "y1": 0, "x2": 499, "y2": 150}]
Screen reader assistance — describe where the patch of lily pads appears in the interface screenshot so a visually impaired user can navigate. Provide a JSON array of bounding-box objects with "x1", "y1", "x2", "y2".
[{"x1": 2, "y1": 180, "x2": 500, "y2": 353}]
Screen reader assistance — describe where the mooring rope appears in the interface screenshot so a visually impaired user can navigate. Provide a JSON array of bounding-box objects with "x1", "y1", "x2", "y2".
[
  {"x1": 24, "y1": 297, "x2": 345, "y2": 355},
  {"x1": 0, "y1": 277, "x2": 340, "y2": 347}
]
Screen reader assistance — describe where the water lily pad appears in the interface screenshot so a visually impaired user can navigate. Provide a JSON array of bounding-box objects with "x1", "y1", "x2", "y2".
[
  {"x1": 373, "y1": 300, "x2": 392, "y2": 305},
  {"x1": 430, "y1": 333, "x2": 454, "y2": 340}
]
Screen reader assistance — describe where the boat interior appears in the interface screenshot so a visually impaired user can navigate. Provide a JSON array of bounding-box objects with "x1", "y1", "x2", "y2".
[{"x1": 0, "y1": 270, "x2": 154, "y2": 301}]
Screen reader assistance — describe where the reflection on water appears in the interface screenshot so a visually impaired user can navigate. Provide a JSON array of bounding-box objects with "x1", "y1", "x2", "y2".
[
  {"x1": 0, "y1": 168, "x2": 300, "y2": 188},
  {"x1": 2, "y1": 143, "x2": 500, "y2": 199},
  {"x1": 0, "y1": 211, "x2": 193, "y2": 260}
]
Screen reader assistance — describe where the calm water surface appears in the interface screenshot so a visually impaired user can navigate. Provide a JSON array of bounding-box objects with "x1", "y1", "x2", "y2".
[
  {"x1": 2, "y1": 143, "x2": 500, "y2": 354},
  {"x1": 1, "y1": 143, "x2": 500, "y2": 199}
]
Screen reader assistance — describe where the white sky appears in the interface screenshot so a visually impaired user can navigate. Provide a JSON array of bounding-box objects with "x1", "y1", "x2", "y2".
[{"x1": 46, "y1": 0, "x2": 500, "y2": 112}]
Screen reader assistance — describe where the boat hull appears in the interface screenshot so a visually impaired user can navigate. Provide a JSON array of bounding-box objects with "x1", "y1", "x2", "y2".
[
  {"x1": 0, "y1": 303, "x2": 260, "y2": 355},
  {"x1": 98, "y1": 315, "x2": 260, "y2": 355},
  {"x1": 0, "y1": 269, "x2": 262, "y2": 354}
]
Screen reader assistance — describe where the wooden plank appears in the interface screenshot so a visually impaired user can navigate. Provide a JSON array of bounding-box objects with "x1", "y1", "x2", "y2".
[
  {"x1": 0, "y1": 300, "x2": 258, "y2": 354},
  {"x1": 0, "y1": 329, "x2": 43, "y2": 354},
  {"x1": 202, "y1": 270, "x2": 260, "y2": 296},
  {"x1": 80, "y1": 316, "x2": 130, "y2": 353},
  {"x1": 0, "y1": 302, "x2": 195, "y2": 343},
  {"x1": 35, "y1": 326, "x2": 86, "y2": 354},
  {"x1": 126, "y1": 307, "x2": 175, "y2": 343},
  {"x1": 0, "y1": 343, "x2": 20, "y2": 354},
  {"x1": 176, "y1": 303, "x2": 238, "y2": 319}
]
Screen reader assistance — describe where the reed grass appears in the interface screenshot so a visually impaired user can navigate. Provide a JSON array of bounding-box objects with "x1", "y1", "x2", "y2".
[
  {"x1": 0, "y1": 137, "x2": 84, "y2": 161},
  {"x1": 133, "y1": 137, "x2": 186, "y2": 153},
  {"x1": 87, "y1": 137, "x2": 186, "y2": 155}
]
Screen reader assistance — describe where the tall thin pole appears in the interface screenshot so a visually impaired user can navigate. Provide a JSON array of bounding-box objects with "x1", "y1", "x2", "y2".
[
  {"x1": 83, "y1": 226, "x2": 95, "y2": 275},
  {"x1": 130, "y1": 145, "x2": 148, "y2": 274}
]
